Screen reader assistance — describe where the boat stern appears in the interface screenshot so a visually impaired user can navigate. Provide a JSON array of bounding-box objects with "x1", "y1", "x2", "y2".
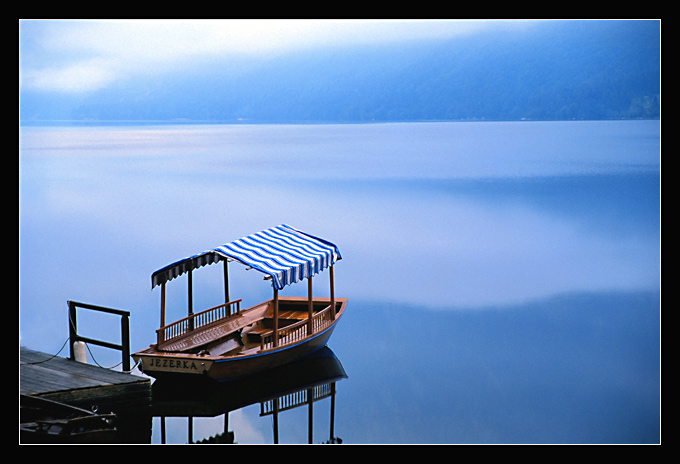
[{"x1": 133, "y1": 349, "x2": 214, "y2": 377}]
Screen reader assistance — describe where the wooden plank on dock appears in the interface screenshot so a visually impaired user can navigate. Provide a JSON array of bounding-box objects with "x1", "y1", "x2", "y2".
[{"x1": 20, "y1": 346, "x2": 151, "y2": 410}]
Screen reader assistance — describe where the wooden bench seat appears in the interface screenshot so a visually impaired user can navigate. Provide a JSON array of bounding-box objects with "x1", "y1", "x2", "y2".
[{"x1": 276, "y1": 310, "x2": 310, "y2": 320}]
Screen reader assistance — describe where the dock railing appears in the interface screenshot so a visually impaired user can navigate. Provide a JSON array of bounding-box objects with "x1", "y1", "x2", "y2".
[
  {"x1": 67, "y1": 300, "x2": 131, "y2": 372},
  {"x1": 156, "y1": 299, "x2": 241, "y2": 346}
]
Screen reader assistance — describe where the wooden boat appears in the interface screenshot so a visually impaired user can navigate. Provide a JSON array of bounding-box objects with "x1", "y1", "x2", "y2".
[
  {"x1": 151, "y1": 347, "x2": 347, "y2": 444},
  {"x1": 132, "y1": 224, "x2": 346, "y2": 382}
]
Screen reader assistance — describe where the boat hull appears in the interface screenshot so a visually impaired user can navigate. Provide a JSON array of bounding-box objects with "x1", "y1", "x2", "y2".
[
  {"x1": 133, "y1": 301, "x2": 344, "y2": 382},
  {"x1": 208, "y1": 319, "x2": 339, "y2": 381}
]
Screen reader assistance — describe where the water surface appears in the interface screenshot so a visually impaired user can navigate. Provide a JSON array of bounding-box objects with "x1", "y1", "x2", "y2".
[{"x1": 19, "y1": 120, "x2": 660, "y2": 443}]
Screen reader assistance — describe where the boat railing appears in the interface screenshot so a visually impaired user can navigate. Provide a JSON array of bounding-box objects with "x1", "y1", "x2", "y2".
[
  {"x1": 260, "y1": 382, "x2": 335, "y2": 416},
  {"x1": 156, "y1": 299, "x2": 242, "y2": 346},
  {"x1": 260, "y1": 304, "x2": 333, "y2": 351}
]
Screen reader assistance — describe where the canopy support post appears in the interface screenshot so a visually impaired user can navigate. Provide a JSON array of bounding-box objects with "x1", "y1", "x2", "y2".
[
  {"x1": 160, "y1": 281, "x2": 166, "y2": 330},
  {"x1": 187, "y1": 268, "x2": 194, "y2": 331},
  {"x1": 330, "y1": 265, "x2": 336, "y2": 320},
  {"x1": 273, "y1": 289, "x2": 279, "y2": 348},
  {"x1": 308, "y1": 275, "x2": 313, "y2": 335},
  {"x1": 223, "y1": 259, "x2": 231, "y2": 310}
]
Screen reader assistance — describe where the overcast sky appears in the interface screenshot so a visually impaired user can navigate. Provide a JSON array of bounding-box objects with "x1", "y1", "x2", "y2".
[{"x1": 19, "y1": 19, "x2": 532, "y2": 94}]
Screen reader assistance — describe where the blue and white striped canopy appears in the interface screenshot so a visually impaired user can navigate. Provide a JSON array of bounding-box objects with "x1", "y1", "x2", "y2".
[{"x1": 151, "y1": 224, "x2": 342, "y2": 291}]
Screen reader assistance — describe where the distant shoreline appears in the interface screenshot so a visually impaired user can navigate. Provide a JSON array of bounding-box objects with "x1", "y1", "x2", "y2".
[{"x1": 18, "y1": 117, "x2": 662, "y2": 128}]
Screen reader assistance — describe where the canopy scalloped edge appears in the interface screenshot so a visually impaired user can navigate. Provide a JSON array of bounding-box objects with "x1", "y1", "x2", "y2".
[{"x1": 151, "y1": 224, "x2": 341, "y2": 291}]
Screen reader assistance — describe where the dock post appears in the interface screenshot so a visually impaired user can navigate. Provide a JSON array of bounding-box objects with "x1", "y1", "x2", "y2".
[
  {"x1": 121, "y1": 311, "x2": 131, "y2": 372},
  {"x1": 68, "y1": 301, "x2": 78, "y2": 361}
]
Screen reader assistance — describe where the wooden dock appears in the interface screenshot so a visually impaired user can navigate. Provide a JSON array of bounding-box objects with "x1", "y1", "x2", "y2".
[{"x1": 20, "y1": 346, "x2": 153, "y2": 443}]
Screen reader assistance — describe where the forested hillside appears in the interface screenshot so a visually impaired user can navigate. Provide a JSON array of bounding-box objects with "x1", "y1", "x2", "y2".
[{"x1": 19, "y1": 20, "x2": 660, "y2": 123}]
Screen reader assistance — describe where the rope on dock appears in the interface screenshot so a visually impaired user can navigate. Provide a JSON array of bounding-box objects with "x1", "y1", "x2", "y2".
[{"x1": 21, "y1": 336, "x2": 142, "y2": 374}]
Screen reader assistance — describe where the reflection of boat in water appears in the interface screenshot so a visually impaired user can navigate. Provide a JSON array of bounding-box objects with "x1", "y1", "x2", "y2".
[
  {"x1": 20, "y1": 394, "x2": 117, "y2": 444},
  {"x1": 133, "y1": 224, "x2": 346, "y2": 382},
  {"x1": 152, "y1": 347, "x2": 347, "y2": 443}
]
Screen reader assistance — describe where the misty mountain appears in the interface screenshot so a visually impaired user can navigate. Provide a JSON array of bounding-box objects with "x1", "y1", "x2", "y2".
[{"x1": 19, "y1": 21, "x2": 660, "y2": 123}]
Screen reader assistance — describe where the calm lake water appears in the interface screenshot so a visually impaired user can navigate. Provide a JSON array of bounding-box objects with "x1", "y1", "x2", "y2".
[{"x1": 19, "y1": 120, "x2": 660, "y2": 444}]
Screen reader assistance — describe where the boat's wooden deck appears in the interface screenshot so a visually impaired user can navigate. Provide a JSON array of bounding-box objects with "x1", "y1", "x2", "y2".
[
  {"x1": 158, "y1": 304, "x2": 269, "y2": 353},
  {"x1": 158, "y1": 308, "x2": 314, "y2": 353},
  {"x1": 154, "y1": 296, "x2": 340, "y2": 355}
]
